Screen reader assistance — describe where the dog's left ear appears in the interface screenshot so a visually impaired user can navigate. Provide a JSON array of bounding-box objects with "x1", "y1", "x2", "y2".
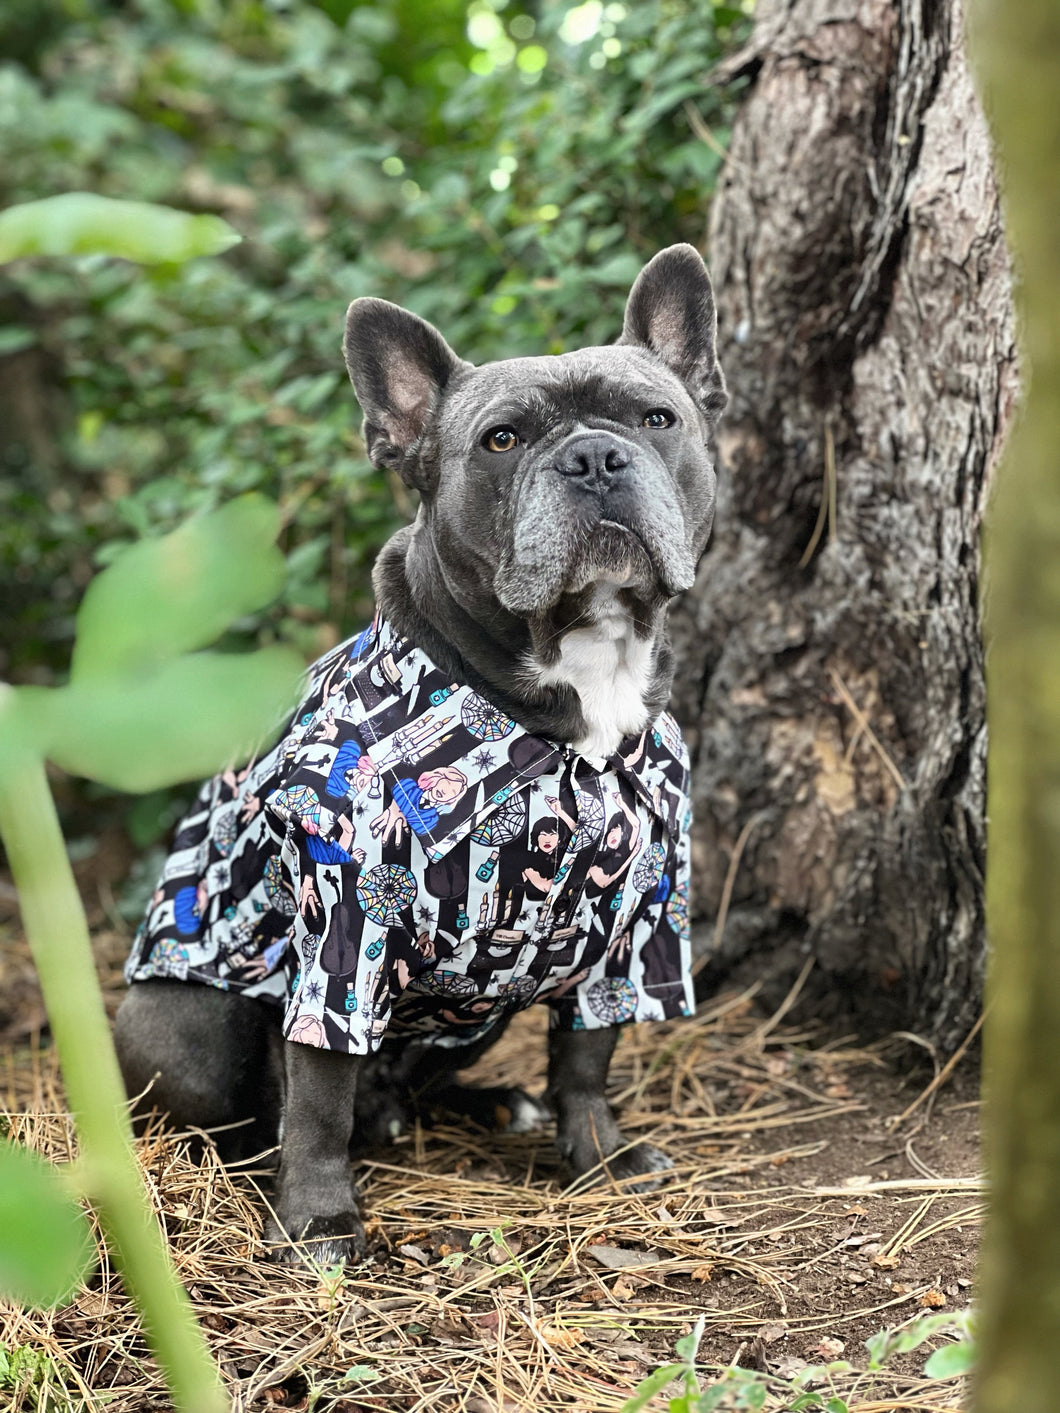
[
  {"x1": 344, "y1": 298, "x2": 471, "y2": 484},
  {"x1": 619, "y1": 244, "x2": 727, "y2": 424}
]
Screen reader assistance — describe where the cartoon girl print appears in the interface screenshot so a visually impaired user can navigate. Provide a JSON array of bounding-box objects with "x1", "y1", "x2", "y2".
[
  {"x1": 544, "y1": 788, "x2": 605, "y2": 853},
  {"x1": 235, "y1": 928, "x2": 291, "y2": 981},
  {"x1": 322, "y1": 735, "x2": 379, "y2": 803},
  {"x1": 607, "y1": 928, "x2": 633, "y2": 965},
  {"x1": 621, "y1": 730, "x2": 648, "y2": 770},
  {"x1": 371, "y1": 765, "x2": 470, "y2": 844},
  {"x1": 541, "y1": 966, "x2": 590, "y2": 1001},
  {"x1": 521, "y1": 816, "x2": 567, "y2": 898},
  {"x1": 239, "y1": 791, "x2": 262, "y2": 825},
  {"x1": 315, "y1": 622, "x2": 381, "y2": 705},
  {"x1": 287, "y1": 1013, "x2": 327, "y2": 1048},
  {"x1": 584, "y1": 791, "x2": 642, "y2": 897},
  {"x1": 172, "y1": 878, "x2": 210, "y2": 937}
]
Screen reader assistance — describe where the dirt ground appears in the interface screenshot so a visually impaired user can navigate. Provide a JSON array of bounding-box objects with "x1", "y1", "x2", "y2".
[{"x1": 0, "y1": 832, "x2": 979, "y2": 1412}]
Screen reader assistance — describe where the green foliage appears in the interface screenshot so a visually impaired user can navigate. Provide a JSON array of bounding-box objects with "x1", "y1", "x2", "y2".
[
  {"x1": 0, "y1": 1140, "x2": 94, "y2": 1309},
  {"x1": 864, "y1": 1308, "x2": 975, "y2": 1372},
  {"x1": 0, "y1": 0, "x2": 749, "y2": 688},
  {"x1": 923, "y1": 1339, "x2": 977, "y2": 1379},
  {"x1": 0, "y1": 192, "x2": 241, "y2": 263},
  {"x1": 620, "y1": 1307, "x2": 977, "y2": 1412}
]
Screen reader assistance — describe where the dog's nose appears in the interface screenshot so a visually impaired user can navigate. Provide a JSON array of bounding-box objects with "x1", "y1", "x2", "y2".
[{"x1": 554, "y1": 433, "x2": 631, "y2": 485}]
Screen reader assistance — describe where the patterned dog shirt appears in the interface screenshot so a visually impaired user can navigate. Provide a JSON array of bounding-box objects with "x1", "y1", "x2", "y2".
[{"x1": 126, "y1": 614, "x2": 694, "y2": 1054}]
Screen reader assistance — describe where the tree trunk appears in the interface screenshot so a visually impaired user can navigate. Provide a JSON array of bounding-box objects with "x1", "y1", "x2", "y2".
[{"x1": 672, "y1": 0, "x2": 1017, "y2": 1045}]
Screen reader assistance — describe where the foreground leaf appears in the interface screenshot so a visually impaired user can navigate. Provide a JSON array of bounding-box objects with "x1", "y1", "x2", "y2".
[
  {"x1": 617, "y1": 1363, "x2": 687, "y2": 1413},
  {"x1": 924, "y1": 1341, "x2": 977, "y2": 1378},
  {"x1": 0, "y1": 1141, "x2": 94, "y2": 1308},
  {"x1": 71, "y1": 496, "x2": 286, "y2": 683},
  {"x1": 27, "y1": 647, "x2": 302, "y2": 791},
  {"x1": 0, "y1": 193, "x2": 241, "y2": 265}
]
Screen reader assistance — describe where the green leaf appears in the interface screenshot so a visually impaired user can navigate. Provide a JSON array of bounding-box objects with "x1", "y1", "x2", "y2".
[
  {"x1": 29, "y1": 646, "x2": 302, "y2": 791},
  {"x1": 865, "y1": 1311, "x2": 971, "y2": 1370},
  {"x1": 342, "y1": 1365, "x2": 381, "y2": 1383},
  {"x1": 71, "y1": 496, "x2": 287, "y2": 683},
  {"x1": 0, "y1": 1141, "x2": 94, "y2": 1308},
  {"x1": 924, "y1": 1341, "x2": 977, "y2": 1379},
  {"x1": 618, "y1": 1363, "x2": 687, "y2": 1412},
  {"x1": 691, "y1": 1385, "x2": 728, "y2": 1411},
  {"x1": 674, "y1": 1313, "x2": 706, "y2": 1362},
  {"x1": 0, "y1": 194, "x2": 241, "y2": 265}
]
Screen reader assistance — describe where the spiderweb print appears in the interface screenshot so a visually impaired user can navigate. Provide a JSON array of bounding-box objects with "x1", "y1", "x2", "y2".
[
  {"x1": 569, "y1": 790, "x2": 605, "y2": 851},
  {"x1": 497, "y1": 975, "x2": 538, "y2": 1005},
  {"x1": 262, "y1": 856, "x2": 296, "y2": 916},
  {"x1": 470, "y1": 792, "x2": 528, "y2": 847},
  {"x1": 411, "y1": 969, "x2": 480, "y2": 997},
  {"x1": 356, "y1": 863, "x2": 418, "y2": 926},
  {"x1": 270, "y1": 784, "x2": 322, "y2": 828},
  {"x1": 666, "y1": 878, "x2": 690, "y2": 938},
  {"x1": 633, "y1": 841, "x2": 666, "y2": 894},
  {"x1": 211, "y1": 809, "x2": 239, "y2": 858},
  {"x1": 461, "y1": 693, "x2": 516, "y2": 742},
  {"x1": 586, "y1": 976, "x2": 639, "y2": 1023}
]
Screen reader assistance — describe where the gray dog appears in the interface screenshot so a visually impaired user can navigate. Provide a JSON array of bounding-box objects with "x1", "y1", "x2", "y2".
[{"x1": 114, "y1": 243, "x2": 725, "y2": 1264}]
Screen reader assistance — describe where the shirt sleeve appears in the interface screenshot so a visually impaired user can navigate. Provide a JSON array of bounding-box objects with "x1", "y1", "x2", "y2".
[{"x1": 278, "y1": 818, "x2": 423, "y2": 1055}]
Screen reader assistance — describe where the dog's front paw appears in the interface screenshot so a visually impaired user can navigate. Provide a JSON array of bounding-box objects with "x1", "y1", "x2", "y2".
[
  {"x1": 265, "y1": 1209, "x2": 366, "y2": 1267},
  {"x1": 567, "y1": 1140, "x2": 673, "y2": 1194},
  {"x1": 601, "y1": 1142, "x2": 673, "y2": 1193}
]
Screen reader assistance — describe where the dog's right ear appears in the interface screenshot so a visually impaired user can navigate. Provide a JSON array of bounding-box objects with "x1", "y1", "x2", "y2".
[
  {"x1": 619, "y1": 244, "x2": 727, "y2": 426},
  {"x1": 343, "y1": 298, "x2": 470, "y2": 484}
]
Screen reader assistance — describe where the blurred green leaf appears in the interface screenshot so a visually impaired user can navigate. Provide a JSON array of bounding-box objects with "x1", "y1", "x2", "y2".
[
  {"x1": 0, "y1": 193, "x2": 241, "y2": 265},
  {"x1": 26, "y1": 647, "x2": 302, "y2": 791},
  {"x1": 924, "y1": 1341, "x2": 977, "y2": 1379},
  {"x1": 0, "y1": 1140, "x2": 94, "y2": 1309},
  {"x1": 71, "y1": 496, "x2": 287, "y2": 683},
  {"x1": 617, "y1": 1363, "x2": 686, "y2": 1412}
]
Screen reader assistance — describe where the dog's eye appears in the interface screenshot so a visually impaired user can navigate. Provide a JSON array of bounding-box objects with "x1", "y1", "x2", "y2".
[
  {"x1": 643, "y1": 409, "x2": 675, "y2": 429},
  {"x1": 483, "y1": 426, "x2": 520, "y2": 453}
]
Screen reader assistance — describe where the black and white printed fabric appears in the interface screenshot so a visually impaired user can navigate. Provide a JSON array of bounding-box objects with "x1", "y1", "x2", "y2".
[{"x1": 126, "y1": 614, "x2": 694, "y2": 1054}]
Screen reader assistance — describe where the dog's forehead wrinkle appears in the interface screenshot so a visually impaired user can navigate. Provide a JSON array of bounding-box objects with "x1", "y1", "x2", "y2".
[{"x1": 445, "y1": 346, "x2": 691, "y2": 429}]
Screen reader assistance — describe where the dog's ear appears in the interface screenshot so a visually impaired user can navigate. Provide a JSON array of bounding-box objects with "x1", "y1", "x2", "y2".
[
  {"x1": 619, "y1": 244, "x2": 727, "y2": 424},
  {"x1": 344, "y1": 298, "x2": 470, "y2": 483}
]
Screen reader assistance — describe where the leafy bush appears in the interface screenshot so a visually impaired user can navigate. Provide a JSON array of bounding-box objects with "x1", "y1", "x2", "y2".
[{"x1": 0, "y1": 0, "x2": 749, "y2": 689}]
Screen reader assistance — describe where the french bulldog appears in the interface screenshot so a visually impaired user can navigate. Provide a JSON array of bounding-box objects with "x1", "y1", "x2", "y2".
[{"x1": 114, "y1": 243, "x2": 726, "y2": 1265}]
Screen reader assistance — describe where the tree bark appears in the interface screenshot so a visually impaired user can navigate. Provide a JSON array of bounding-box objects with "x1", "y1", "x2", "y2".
[{"x1": 672, "y1": 0, "x2": 1017, "y2": 1045}]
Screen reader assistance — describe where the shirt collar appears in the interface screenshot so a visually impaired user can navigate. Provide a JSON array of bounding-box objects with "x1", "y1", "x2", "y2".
[{"x1": 326, "y1": 612, "x2": 689, "y2": 860}]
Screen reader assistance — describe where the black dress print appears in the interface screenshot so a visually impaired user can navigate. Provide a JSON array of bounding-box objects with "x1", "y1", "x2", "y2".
[{"x1": 126, "y1": 614, "x2": 694, "y2": 1054}]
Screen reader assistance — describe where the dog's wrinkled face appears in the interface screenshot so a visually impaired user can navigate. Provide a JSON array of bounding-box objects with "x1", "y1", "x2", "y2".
[{"x1": 343, "y1": 245, "x2": 726, "y2": 668}]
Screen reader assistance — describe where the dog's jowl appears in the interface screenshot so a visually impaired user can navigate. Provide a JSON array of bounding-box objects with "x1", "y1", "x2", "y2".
[{"x1": 114, "y1": 243, "x2": 727, "y2": 1264}]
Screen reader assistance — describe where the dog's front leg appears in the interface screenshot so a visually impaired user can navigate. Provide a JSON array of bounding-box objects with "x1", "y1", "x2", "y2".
[
  {"x1": 268, "y1": 1042, "x2": 365, "y2": 1265},
  {"x1": 548, "y1": 1027, "x2": 672, "y2": 1192}
]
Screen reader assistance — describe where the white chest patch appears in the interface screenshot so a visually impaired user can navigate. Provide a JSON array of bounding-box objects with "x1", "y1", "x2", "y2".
[{"x1": 528, "y1": 588, "x2": 654, "y2": 759}]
